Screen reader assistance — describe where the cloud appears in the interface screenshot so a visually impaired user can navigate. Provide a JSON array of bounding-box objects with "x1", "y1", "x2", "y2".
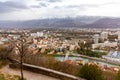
[
  {"x1": 65, "y1": 5, "x2": 81, "y2": 8},
  {"x1": 48, "y1": 0, "x2": 62, "y2": 3},
  {"x1": 1, "y1": 0, "x2": 120, "y2": 20},
  {"x1": 54, "y1": 4, "x2": 99, "y2": 10},
  {"x1": 31, "y1": 5, "x2": 41, "y2": 8},
  {"x1": 0, "y1": 1, "x2": 28, "y2": 13},
  {"x1": 31, "y1": 3, "x2": 48, "y2": 8},
  {"x1": 39, "y1": 3, "x2": 48, "y2": 7},
  {"x1": 36, "y1": 0, "x2": 62, "y2": 3}
]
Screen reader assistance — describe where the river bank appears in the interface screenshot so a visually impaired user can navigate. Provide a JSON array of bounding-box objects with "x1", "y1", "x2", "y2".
[
  {"x1": 72, "y1": 54, "x2": 120, "y2": 66},
  {"x1": 52, "y1": 54, "x2": 120, "y2": 67}
]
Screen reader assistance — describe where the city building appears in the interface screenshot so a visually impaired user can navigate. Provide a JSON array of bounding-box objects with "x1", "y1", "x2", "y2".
[
  {"x1": 92, "y1": 42, "x2": 117, "y2": 49},
  {"x1": 100, "y1": 32, "x2": 108, "y2": 41},
  {"x1": 93, "y1": 34, "x2": 99, "y2": 44}
]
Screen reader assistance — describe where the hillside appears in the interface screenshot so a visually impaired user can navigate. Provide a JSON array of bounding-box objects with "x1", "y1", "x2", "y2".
[{"x1": 1, "y1": 16, "x2": 120, "y2": 29}]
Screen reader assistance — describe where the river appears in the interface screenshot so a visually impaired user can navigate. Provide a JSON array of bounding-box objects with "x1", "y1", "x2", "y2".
[{"x1": 55, "y1": 56, "x2": 119, "y2": 68}]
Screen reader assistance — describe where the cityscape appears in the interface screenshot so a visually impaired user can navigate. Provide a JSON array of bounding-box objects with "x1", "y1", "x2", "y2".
[{"x1": 0, "y1": 0, "x2": 120, "y2": 80}]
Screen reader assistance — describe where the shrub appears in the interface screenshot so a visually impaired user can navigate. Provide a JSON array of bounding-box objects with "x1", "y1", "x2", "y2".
[
  {"x1": 116, "y1": 70, "x2": 120, "y2": 80},
  {"x1": 0, "y1": 60, "x2": 8, "y2": 69},
  {"x1": 0, "y1": 73, "x2": 5, "y2": 80},
  {"x1": 79, "y1": 64, "x2": 103, "y2": 80},
  {"x1": 103, "y1": 71, "x2": 116, "y2": 80},
  {"x1": 0, "y1": 72, "x2": 21, "y2": 80},
  {"x1": 23, "y1": 53, "x2": 81, "y2": 76}
]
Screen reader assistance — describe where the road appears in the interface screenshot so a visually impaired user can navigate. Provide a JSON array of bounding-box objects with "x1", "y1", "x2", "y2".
[{"x1": 0, "y1": 65, "x2": 60, "y2": 80}]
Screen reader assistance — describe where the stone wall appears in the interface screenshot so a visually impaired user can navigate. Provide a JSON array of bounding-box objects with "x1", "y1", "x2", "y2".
[{"x1": 9, "y1": 63, "x2": 85, "y2": 80}]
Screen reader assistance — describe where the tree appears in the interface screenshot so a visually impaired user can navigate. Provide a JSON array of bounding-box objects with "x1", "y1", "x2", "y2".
[
  {"x1": 78, "y1": 41, "x2": 91, "y2": 55},
  {"x1": 10, "y1": 34, "x2": 28, "y2": 80},
  {"x1": 78, "y1": 42, "x2": 86, "y2": 55},
  {"x1": 116, "y1": 70, "x2": 120, "y2": 80},
  {"x1": 79, "y1": 64, "x2": 103, "y2": 80},
  {"x1": 0, "y1": 45, "x2": 13, "y2": 60}
]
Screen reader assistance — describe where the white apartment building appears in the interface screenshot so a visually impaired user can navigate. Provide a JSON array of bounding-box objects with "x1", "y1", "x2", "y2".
[{"x1": 93, "y1": 34, "x2": 99, "y2": 44}]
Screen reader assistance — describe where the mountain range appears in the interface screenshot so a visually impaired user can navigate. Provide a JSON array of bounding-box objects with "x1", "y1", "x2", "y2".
[{"x1": 0, "y1": 16, "x2": 120, "y2": 29}]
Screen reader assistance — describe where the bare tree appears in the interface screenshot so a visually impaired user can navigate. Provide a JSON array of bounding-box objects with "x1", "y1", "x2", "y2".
[{"x1": 10, "y1": 34, "x2": 28, "y2": 80}]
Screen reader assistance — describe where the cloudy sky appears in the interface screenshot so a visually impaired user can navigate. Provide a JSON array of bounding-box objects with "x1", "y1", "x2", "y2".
[{"x1": 0, "y1": 0, "x2": 120, "y2": 20}]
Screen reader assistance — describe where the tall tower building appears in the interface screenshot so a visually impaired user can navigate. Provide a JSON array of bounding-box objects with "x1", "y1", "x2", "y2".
[
  {"x1": 117, "y1": 34, "x2": 120, "y2": 48},
  {"x1": 118, "y1": 34, "x2": 120, "y2": 40},
  {"x1": 93, "y1": 34, "x2": 99, "y2": 44}
]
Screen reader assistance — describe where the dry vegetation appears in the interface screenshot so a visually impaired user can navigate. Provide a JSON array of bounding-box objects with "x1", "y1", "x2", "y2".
[{"x1": 0, "y1": 46, "x2": 119, "y2": 80}]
